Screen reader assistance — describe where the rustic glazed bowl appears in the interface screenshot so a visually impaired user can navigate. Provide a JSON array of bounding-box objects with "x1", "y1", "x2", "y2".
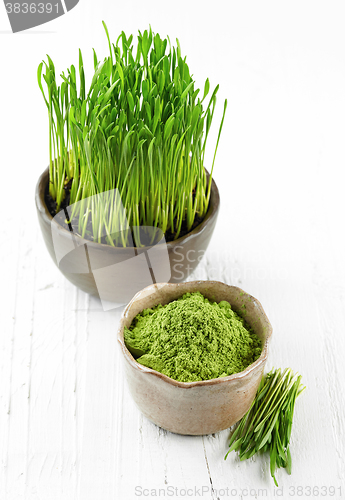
[
  {"x1": 35, "y1": 168, "x2": 219, "y2": 304},
  {"x1": 118, "y1": 280, "x2": 273, "y2": 435}
]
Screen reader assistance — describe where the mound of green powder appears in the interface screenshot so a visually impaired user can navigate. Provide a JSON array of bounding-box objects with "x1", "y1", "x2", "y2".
[{"x1": 124, "y1": 292, "x2": 262, "y2": 383}]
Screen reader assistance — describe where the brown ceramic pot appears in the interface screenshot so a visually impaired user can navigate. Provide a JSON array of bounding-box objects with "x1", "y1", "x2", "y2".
[
  {"x1": 35, "y1": 168, "x2": 219, "y2": 304},
  {"x1": 118, "y1": 281, "x2": 273, "y2": 435}
]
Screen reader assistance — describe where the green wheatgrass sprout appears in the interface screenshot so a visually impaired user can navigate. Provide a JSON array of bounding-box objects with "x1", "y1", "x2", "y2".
[
  {"x1": 225, "y1": 367, "x2": 306, "y2": 486},
  {"x1": 37, "y1": 22, "x2": 227, "y2": 247}
]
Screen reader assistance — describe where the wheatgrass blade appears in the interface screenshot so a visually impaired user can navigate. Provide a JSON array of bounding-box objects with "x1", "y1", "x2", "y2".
[
  {"x1": 225, "y1": 368, "x2": 305, "y2": 486},
  {"x1": 39, "y1": 23, "x2": 227, "y2": 246}
]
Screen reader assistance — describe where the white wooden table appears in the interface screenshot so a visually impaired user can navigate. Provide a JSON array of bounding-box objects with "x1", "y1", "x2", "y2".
[{"x1": 1, "y1": 2, "x2": 345, "y2": 499}]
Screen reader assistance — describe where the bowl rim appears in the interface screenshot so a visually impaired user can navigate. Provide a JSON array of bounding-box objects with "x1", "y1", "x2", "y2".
[
  {"x1": 118, "y1": 280, "x2": 273, "y2": 388},
  {"x1": 35, "y1": 167, "x2": 220, "y2": 251}
]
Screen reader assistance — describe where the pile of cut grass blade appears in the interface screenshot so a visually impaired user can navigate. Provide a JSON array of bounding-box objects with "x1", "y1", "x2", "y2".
[
  {"x1": 225, "y1": 368, "x2": 306, "y2": 486},
  {"x1": 38, "y1": 22, "x2": 227, "y2": 247}
]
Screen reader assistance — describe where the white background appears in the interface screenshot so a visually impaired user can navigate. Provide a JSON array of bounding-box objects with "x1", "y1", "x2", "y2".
[{"x1": 1, "y1": 1, "x2": 345, "y2": 499}]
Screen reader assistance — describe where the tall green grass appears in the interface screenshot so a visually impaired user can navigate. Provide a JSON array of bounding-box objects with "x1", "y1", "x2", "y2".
[{"x1": 38, "y1": 23, "x2": 227, "y2": 247}]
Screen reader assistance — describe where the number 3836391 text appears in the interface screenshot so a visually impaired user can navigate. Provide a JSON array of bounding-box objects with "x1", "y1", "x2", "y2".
[{"x1": 5, "y1": 3, "x2": 59, "y2": 14}]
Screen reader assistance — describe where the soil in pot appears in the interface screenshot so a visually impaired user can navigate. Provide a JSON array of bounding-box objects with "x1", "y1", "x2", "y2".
[{"x1": 44, "y1": 178, "x2": 205, "y2": 246}]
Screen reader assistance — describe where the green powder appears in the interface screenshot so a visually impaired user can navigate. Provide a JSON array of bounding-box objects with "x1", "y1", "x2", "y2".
[{"x1": 124, "y1": 292, "x2": 262, "y2": 383}]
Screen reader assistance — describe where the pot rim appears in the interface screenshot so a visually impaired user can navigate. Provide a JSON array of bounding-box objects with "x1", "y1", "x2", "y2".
[
  {"x1": 35, "y1": 167, "x2": 220, "y2": 251},
  {"x1": 117, "y1": 280, "x2": 273, "y2": 389}
]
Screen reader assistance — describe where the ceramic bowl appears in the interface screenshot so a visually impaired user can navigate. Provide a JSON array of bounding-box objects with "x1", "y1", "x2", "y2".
[
  {"x1": 35, "y1": 168, "x2": 219, "y2": 304},
  {"x1": 118, "y1": 280, "x2": 273, "y2": 435}
]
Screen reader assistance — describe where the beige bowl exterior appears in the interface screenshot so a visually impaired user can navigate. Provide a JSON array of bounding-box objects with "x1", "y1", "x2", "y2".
[
  {"x1": 118, "y1": 280, "x2": 273, "y2": 435},
  {"x1": 35, "y1": 168, "x2": 220, "y2": 303}
]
